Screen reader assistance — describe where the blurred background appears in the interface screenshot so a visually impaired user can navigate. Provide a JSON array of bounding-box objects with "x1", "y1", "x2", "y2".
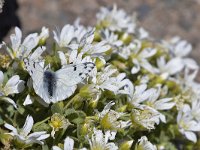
[{"x1": 1, "y1": 0, "x2": 200, "y2": 63}]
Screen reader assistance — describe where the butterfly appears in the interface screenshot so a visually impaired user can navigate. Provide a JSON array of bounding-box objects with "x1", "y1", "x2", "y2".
[{"x1": 24, "y1": 58, "x2": 95, "y2": 104}]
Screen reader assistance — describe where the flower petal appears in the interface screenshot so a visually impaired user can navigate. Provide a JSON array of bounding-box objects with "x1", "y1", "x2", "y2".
[
  {"x1": 1, "y1": 97, "x2": 18, "y2": 109},
  {"x1": 64, "y1": 137, "x2": 74, "y2": 150},
  {"x1": 165, "y1": 57, "x2": 184, "y2": 75},
  {"x1": 22, "y1": 115, "x2": 34, "y2": 136},
  {"x1": 0, "y1": 71, "x2": 4, "y2": 84},
  {"x1": 23, "y1": 94, "x2": 34, "y2": 106},
  {"x1": 52, "y1": 146, "x2": 62, "y2": 150},
  {"x1": 155, "y1": 98, "x2": 175, "y2": 110},
  {"x1": 5, "y1": 75, "x2": 20, "y2": 87},
  {"x1": 183, "y1": 58, "x2": 199, "y2": 70},
  {"x1": 4, "y1": 123, "x2": 18, "y2": 134},
  {"x1": 58, "y1": 51, "x2": 67, "y2": 66},
  {"x1": 184, "y1": 131, "x2": 197, "y2": 143},
  {"x1": 131, "y1": 60, "x2": 140, "y2": 74}
]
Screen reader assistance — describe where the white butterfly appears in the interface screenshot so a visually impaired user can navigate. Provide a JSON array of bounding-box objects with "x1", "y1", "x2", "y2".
[{"x1": 24, "y1": 58, "x2": 95, "y2": 104}]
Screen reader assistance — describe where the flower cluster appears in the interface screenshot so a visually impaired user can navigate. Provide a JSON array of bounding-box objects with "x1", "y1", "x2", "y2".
[{"x1": 0, "y1": 5, "x2": 200, "y2": 149}]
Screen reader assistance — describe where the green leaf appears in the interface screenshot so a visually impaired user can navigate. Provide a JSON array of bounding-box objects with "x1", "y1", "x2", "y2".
[
  {"x1": 51, "y1": 102, "x2": 64, "y2": 114},
  {"x1": 64, "y1": 108, "x2": 76, "y2": 116},
  {"x1": 0, "y1": 115, "x2": 3, "y2": 125},
  {"x1": 33, "y1": 123, "x2": 51, "y2": 132},
  {"x1": 42, "y1": 144, "x2": 49, "y2": 150},
  {"x1": 72, "y1": 117, "x2": 85, "y2": 124},
  {"x1": 71, "y1": 111, "x2": 86, "y2": 124}
]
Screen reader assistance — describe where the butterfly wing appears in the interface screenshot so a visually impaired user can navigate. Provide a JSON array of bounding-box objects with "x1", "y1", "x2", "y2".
[
  {"x1": 55, "y1": 62, "x2": 95, "y2": 86},
  {"x1": 51, "y1": 62, "x2": 95, "y2": 102},
  {"x1": 50, "y1": 81, "x2": 77, "y2": 103},
  {"x1": 24, "y1": 60, "x2": 95, "y2": 104},
  {"x1": 24, "y1": 59, "x2": 51, "y2": 104}
]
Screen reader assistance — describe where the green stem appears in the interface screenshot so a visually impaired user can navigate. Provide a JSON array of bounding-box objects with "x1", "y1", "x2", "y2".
[
  {"x1": 54, "y1": 128, "x2": 67, "y2": 144},
  {"x1": 64, "y1": 98, "x2": 75, "y2": 109},
  {"x1": 33, "y1": 117, "x2": 50, "y2": 128}
]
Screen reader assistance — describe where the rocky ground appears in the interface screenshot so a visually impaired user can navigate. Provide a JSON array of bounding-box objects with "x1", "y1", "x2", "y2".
[{"x1": 4, "y1": 0, "x2": 200, "y2": 78}]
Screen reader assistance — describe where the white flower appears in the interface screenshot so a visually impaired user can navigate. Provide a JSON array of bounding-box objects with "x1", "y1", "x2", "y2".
[
  {"x1": 5, "y1": 27, "x2": 39, "y2": 59},
  {"x1": 53, "y1": 24, "x2": 94, "y2": 49},
  {"x1": 0, "y1": 71, "x2": 24, "y2": 96},
  {"x1": 53, "y1": 24, "x2": 77, "y2": 49},
  {"x1": 100, "y1": 29, "x2": 123, "y2": 49},
  {"x1": 169, "y1": 36, "x2": 192, "y2": 57},
  {"x1": 135, "y1": 136, "x2": 157, "y2": 150},
  {"x1": 175, "y1": 70, "x2": 200, "y2": 111},
  {"x1": 92, "y1": 65, "x2": 117, "y2": 87},
  {"x1": 81, "y1": 40, "x2": 111, "y2": 59},
  {"x1": 92, "y1": 65, "x2": 132, "y2": 95},
  {"x1": 181, "y1": 68, "x2": 200, "y2": 96},
  {"x1": 0, "y1": 71, "x2": 24, "y2": 108},
  {"x1": 181, "y1": 98, "x2": 200, "y2": 123},
  {"x1": 137, "y1": 27, "x2": 149, "y2": 39},
  {"x1": 163, "y1": 36, "x2": 198, "y2": 70},
  {"x1": 128, "y1": 84, "x2": 175, "y2": 123},
  {"x1": 98, "y1": 101, "x2": 131, "y2": 130},
  {"x1": 131, "y1": 47, "x2": 157, "y2": 74},
  {"x1": 4, "y1": 115, "x2": 50, "y2": 145},
  {"x1": 177, "y1": 106, "x2": 200, "y2": 142},
  {"x1": 128, "y1": 84, "x2": 152, "y2": 106},
  {"x1": 143, "y1": 86, "x2": 174, "y2": 110},
  {"x1": 39, "y1": 27, "x2": 49, "y2": 42},
  {"x1": 87, "y1": 128, "x2": 118, "y2": 150},
  {"x1": 28, "y1": 46, "x2": 46, "y2": 61},
  {"x1": 143, "y1": 87, "x2": 175, "y2": 123},
  {"x1": 131, "y1": 105, "x2": 160, "y2": 130},
  {"x1": 118, "y1": 45, "x2": 132, "y2": 60},
  {"x1": 56, "y1": 27, "x2": 110, "y2": 64},
  {"x1": 156, "y1": 56, "x2": 184, "y2": 79},
  {"x1": 49, "y1": 113, "x2": 70, "y2": 139},
  {"x1": 58, "y1": 50, "x2": 94, "y2": 67},
  {"x1": 96, "y1": 5, "x2": 136, "y2": 33},
  {"x1": 99, "y1": 73, "x2": 132, "y2": 95},
  {"x1": 117, "y1": 40, "x2": 141, "y2": 60},
  {"x1": 52, "y1": 136, "x2": 74, "y2": 150}
]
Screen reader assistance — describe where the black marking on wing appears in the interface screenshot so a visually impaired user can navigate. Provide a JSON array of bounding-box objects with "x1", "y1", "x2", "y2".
[
  {"x1": 73, "y1": 65, "x2": 77, "y2": 71},
  {"x1": 23, "y1": 58, "x2": 37, "y2": 75},
  {"x1": 76, "y1": 62, "x2": 95, "y2": 79},
  {"x1": 83, "y1": 62, "x2": 95, "y2": 69},
  {"x1": 43, "y1": 71, "x2": 56, "y2": 98}
]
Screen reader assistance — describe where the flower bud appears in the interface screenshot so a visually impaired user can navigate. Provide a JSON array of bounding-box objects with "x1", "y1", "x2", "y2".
[
  {"x1": 96, "y1": 57, "x2": 105, "y2": 70},
  {"x1": 120, "y1": 33, "x2": 132, "y2": 45},
  {"x1": 119, "y1": 140, "x2": 133, "y2": 150}
]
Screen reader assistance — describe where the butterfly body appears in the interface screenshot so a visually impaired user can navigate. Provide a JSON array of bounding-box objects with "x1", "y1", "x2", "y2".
[
  {"x1": 24, "y1": 59, "x2": 95, "y2": 104},
  {"x1": 43, "y1": 70, "x2": 56, "y2": 98}
]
